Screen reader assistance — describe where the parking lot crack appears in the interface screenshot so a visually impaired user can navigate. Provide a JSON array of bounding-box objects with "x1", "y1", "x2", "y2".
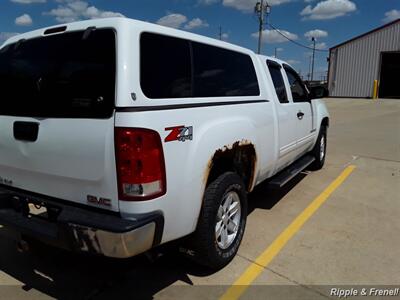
[
  {"x1": 265, "y1": 267, "x2": 332, "y2": 299},
  {"x1": 357, "y1": 155, "x2": 400, "y2": 163},
  {"x1": 237, "y1": 253, "x2": 331, "y2": 299}
]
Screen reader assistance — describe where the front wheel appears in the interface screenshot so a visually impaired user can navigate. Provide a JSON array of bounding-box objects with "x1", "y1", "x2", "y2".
[
  {"x1": 309, "y1": 126, "x2": 327, "y2": 170},
  {"x1": 189, "y1": 172, "x2": 247, "y2": 270}
]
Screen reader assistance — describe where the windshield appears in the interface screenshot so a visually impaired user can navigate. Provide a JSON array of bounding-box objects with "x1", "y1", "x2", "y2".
[{"x1": 0, "y1": 28, "x2": 115, "y2": 118}]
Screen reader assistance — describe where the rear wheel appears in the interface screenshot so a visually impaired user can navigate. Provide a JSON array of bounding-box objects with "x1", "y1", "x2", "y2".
[
  {"x1": 189, "y1": 172, "x2": 247, "y2": 270},
  {"x1": 309, "y1": 126, "x2": 327, "y2": 170}
]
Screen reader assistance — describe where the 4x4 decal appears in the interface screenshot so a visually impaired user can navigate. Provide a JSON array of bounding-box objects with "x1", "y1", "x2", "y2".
[{"x1": 165, "y1": 126, "x2": 193, "y2": 142}]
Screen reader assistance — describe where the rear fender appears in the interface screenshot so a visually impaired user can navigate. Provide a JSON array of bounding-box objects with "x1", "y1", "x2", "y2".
[
  {"x1": 312, "y1": 99, "x2": 330, "y2": 142},
  {"x1": 183, "y1": 116, "x2": 258, "y2": 231}
]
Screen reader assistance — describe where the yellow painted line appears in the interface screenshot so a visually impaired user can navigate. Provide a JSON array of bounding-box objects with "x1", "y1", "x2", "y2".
[{"x1": 220, "y1": 165, "x2": 356, "y2": 300}]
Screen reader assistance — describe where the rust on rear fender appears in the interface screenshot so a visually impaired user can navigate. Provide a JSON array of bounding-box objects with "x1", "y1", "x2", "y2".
[{"x1": 203, "y1": 140, "x2": 257, "y2": 192}]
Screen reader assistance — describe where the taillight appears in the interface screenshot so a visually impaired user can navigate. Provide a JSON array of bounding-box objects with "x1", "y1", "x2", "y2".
[{"x1": 115, "y1": 128, "x2": 166, "y2": 201}]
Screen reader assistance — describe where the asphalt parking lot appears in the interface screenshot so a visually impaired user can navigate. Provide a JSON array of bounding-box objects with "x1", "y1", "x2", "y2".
[{"x1": 0, "y1": 98, "x2": 399, "y2": 300}]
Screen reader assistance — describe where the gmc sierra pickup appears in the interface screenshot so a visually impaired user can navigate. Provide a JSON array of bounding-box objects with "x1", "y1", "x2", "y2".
[{"x1": 0, "y1": 17, "x2": 329, "y2": 269}]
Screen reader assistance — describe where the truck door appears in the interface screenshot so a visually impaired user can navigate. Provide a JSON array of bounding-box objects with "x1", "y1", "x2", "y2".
[
  {"x1": 266, "y1": 60, "x2": 299, "y2": 170},
  {"x1": 282, "y1": 65, "x2": 314, "y2": 159}
]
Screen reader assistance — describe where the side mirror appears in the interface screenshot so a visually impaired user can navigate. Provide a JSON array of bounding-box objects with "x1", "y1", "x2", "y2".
[{"x1": 309, "y1": 86, "x2": 329, "y2": 99}]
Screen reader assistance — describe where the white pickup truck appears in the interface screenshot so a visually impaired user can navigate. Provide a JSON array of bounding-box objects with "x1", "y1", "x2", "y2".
[{"x1": 0, "y1": 18, "x2": 329, "y2": 269}]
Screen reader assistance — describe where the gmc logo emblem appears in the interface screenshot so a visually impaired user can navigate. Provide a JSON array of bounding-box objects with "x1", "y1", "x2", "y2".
[{"x1": 87, "y1": 195, "x2": 111, "y2": 207}]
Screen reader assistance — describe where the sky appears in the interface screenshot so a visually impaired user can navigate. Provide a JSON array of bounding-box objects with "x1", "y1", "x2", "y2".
[{"x1": 0, "y1": 0, "x2": 399, "y2": 80}]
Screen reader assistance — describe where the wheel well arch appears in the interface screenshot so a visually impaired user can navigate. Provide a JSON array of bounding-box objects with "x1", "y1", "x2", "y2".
[
  {"x1": 321, "y1": 117, "x2": 329, "y2": 128},
  {"x1": 205, "y1": 141, "x2": 257, "y2": 192}
]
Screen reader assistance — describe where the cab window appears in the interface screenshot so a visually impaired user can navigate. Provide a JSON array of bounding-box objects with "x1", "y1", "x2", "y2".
[
  {"x1": 283, "y1": 65, "x2": 308, "y2": 102},
  {"x1": 267, "y1": 60, "x2": 288, "y2": 103}
]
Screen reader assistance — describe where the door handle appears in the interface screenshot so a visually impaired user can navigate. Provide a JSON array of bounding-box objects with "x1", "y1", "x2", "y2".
[{"x1": 297, "y1": 111, "x2": 304, "y2": 120}]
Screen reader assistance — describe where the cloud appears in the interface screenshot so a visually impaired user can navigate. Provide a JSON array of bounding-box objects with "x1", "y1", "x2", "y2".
[
  {"x1": 157, "y1": 13, "x2": 209, "y2": 31},
  {"x1": 156, "y1": 13, "x2": 188, "y2": 29},
  {"x1": 184, "y1": 18, "x2": 209, "y2": 30},
  {"x1": 251, "y1": 29, "x2": 298, "y2": 44},
  {"x1": 10, "y1": 0, "x2": 45, "y2": 3},
  {"x1": 316, "y1": 42, "x2": 327, "y2": 49},
  {"x1": 221, "y1": 33, "x2": 229, "y2": 40},
  {"x1": 383, "y1": 9, "x2": 400, "y2": 23},
  {"x1": 286, "y1": 59, "x2": 300, "y2": 65},
  {"x1": 311, "y1": 42, "x2": 327, "y2": 49},
  {"x1": 304, "y1": 29, "x2": 328, "y2": 39},
  {"x1": 67, "y1": 0, "x2": 88, "y2": 11},
  {"x1": 220, "y1": 0, "x2": 254, "y2": 11},
  {"x1": 300, "y1": 0, "x2": 356, "y2": 20},
  {"x1": 46, "y1": 7, "x2": 76, "y2": 23},
  {"x1": 84, "y1": 6, "x2": 124, "y2": 19},
  {"x1": 200, "y1": 0, "x2": 292, "y2": 12},
  {"x1": 44, "y1": 1, "x2": 124, "y2": 23},
  {"x1": 15, "y1": 14, "x2": 33, "y2": 26},
  {"x1": 0, "y1": 32, "x2": 19, "y2": 43},
  {"x1": 198, "y1": 0, "x2": 219, "y2": 4}
]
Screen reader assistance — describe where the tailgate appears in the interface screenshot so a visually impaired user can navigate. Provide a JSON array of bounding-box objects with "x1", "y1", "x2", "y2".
[{"x1": 0, "y1": 28, "x2": 119, "y2": 211}]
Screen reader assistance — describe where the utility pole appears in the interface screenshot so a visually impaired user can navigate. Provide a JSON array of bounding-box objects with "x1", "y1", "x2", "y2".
[
  {"x1": 274, "y1": 47, "x2": 282, "y2": 58},
  {"x1": 254, "y1": 1, "x2": 271, "y2": 54},
  {"x1": 307, "y1": 55, "x2": 312, "y2": 81},
  {"x1": 311, "y1": 37, "x2": 316, "y2": 81},
  {"x1": 219, "y1": 25, "x2": 222, "y2": 40}
]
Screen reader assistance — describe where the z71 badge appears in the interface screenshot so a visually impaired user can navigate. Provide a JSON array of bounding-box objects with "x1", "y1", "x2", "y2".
[{"x1": 165, "y1": 126, "x2": 193, "y2": 142}]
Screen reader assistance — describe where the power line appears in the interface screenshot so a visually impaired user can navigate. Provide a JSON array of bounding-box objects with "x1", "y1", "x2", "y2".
[{"x1": 267, "y1": 22, "x2": 329, "y2": 52}]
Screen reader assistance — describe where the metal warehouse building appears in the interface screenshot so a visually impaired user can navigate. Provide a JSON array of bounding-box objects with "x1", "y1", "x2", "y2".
[{"x1": 328, "y1": 19, "x2": 400, "y2": 99}]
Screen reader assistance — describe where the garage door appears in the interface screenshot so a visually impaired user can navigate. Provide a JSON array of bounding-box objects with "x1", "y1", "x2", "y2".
[{"x1": 379, "y1": 52, "x2": 400, "y2": 99}]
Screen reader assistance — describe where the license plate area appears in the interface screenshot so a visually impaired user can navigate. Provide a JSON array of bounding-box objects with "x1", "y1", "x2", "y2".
[
  {"x1": 10, "y1": 196, "x2": 61, "y2": 222},
  {"x1": 28, "y1": 202, "x2": 48, "y2": 217}
]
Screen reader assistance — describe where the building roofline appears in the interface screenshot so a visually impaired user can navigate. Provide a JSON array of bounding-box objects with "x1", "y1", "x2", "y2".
[{"x1": 329, "y1": 18, "x2": 400, "y2": 51}]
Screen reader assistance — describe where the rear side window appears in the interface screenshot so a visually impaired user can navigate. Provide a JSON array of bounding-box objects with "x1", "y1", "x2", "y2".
[
  {"x1": 192, "y1": 42, "x2": 259, "y2": 97},
  {"x1": 140, "y1": 33, "x2": 192, "y2": 99},
  {"x1": 140, "y1": 32, "x2": 260, "y2": 99},
  {"x1": 267, "y1": 60, "x2": 288, "y2": 103},
  {"x1": 0, "y1": 29, "x2": 116, "y2": 118}
]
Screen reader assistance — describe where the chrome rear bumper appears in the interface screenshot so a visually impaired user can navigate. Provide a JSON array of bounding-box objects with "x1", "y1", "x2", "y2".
[
  {"x1": 70, "y1": 222, "x2": 156, "y2": 258},
  {"x1": 0, "y1": 185, "x2": 164, "y2": 258}
]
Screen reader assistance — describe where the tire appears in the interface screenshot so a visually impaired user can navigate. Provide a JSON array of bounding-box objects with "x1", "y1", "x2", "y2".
[
  {"x1": 309, "y1": 126, "x2": 327, "y2": 170},
  {"x1": 189, "y1": 172, "x2": 247, "y2": 270}
]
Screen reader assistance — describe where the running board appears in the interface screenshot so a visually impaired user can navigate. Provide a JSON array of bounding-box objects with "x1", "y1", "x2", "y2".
[{"x1": 267, "y1": 155, "x2": 315, "y2": 189}]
